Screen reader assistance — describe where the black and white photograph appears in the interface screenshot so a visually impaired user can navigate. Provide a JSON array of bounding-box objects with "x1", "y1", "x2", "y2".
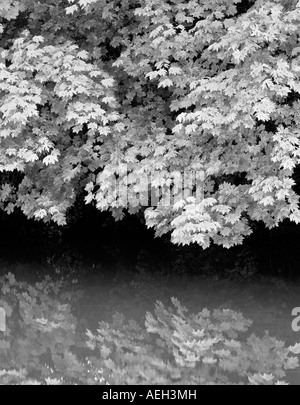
[{"x1": 0, "y1": 0, "x2": 300, "y2": 388}]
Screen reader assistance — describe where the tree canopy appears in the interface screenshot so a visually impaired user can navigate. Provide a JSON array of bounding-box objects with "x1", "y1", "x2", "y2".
[{"x1": 1, "y1": 0, "x2": 300, "y2": 248}]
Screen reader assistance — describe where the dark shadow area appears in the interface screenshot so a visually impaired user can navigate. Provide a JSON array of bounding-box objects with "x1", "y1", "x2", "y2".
[{"x1": 0, "y1": 201, "x2": 300, "y2": 281}]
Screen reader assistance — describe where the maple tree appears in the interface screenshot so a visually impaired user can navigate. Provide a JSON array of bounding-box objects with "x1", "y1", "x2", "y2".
[{"x1": 1, "y1": 0, "x2": 300, "y2": 248}]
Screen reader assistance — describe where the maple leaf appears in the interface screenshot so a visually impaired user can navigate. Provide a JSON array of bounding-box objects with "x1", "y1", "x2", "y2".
[{"x1": 0, "y1": 0, "x2": 298, "y2": 248}]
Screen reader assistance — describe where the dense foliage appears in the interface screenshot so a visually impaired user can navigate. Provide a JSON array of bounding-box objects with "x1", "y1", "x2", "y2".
[
  {"x1": 1, "y1": 0, "x2": 300, "y2": 248},
  {"x1": 0, "y1": 273, "x2": 300, "y2": 385}
]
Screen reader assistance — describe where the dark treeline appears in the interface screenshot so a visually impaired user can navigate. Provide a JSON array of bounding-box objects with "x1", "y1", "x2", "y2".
[{"x1": 1, "y1": 202, "x2": 300, "y2": 279}]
